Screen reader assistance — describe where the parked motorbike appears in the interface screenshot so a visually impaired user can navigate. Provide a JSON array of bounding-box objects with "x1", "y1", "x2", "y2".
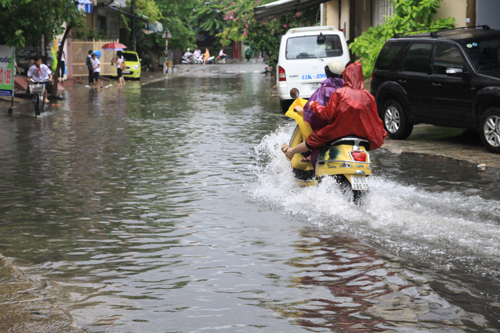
[
  {"x1": 181, "y1": 54, "x2": 193, "y2": 64},
  {"x1": 285, "y1": 98, "x2": 371, "y2": 203},
  {"x1": 194, "y1": 55, "x2": 204, "y2": 65},
  {"x1": 205, "y1": 56, "x2": 215, "y2": 64}
]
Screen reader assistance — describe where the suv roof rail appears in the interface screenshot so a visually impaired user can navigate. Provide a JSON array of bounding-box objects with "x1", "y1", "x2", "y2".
[
  {"x1": 393, "y1": 25, "x2": 491, "y2": 39},
  {"x1": 393, "y1": 27, "x2": 448, "y2": 38}
]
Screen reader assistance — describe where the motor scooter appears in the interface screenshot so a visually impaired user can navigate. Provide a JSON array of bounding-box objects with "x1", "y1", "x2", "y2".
[
  {"x1": 285, "y1": 98, "x2": 371, "y2": 202},
  {"x1": 194, "y1": 55, "x2": 204, "y2": 65},
  {"x1": 205, "y1": 56, "x2": 215, "y2": 64},
  {"x1": 181, "y1": 54, "x2": 193, "y2": 64}
]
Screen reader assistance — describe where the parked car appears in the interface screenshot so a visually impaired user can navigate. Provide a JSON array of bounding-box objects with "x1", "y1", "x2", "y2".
[
  {"x1": 276, "y1": 26, "x2": 350, "y2": 113},
  {"x1": 371, "y1": 26, "x2": 500, "y2": 153},
  {"x1": 121, "y1": 51, "x2": 141, "y2": 80}
]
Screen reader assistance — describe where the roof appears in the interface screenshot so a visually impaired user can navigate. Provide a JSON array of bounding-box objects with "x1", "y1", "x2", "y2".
[
  {"x1": 285, "y1": 26, "x2": 339, "y2": 35},
  {"x1": 391, "y1": 27, "x2": 500, "y2": 43}
]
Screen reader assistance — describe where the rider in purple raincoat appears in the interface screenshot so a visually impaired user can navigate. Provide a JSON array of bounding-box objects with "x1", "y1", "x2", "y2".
[{"x1": 301, "y1": 60, "x2": 345, "y2": 131}]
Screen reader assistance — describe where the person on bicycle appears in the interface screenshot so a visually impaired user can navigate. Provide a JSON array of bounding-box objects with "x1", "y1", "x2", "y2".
[{"x1": 27, "y1": 56, "x2": 52, "y2": 103}]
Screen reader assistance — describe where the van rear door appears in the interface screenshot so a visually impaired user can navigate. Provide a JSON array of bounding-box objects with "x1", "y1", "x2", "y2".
[{"x1": 283, "y1": 34, "x2": 349, "y2": 97}]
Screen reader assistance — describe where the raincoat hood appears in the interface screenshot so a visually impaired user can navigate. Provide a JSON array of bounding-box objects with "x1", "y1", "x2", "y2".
[
  {"x1": 342, "y1": 61, "x2": 364, "y2": 90},
  {"x1": 307, "y1": 60, "x2": 387, "y2": 158}
]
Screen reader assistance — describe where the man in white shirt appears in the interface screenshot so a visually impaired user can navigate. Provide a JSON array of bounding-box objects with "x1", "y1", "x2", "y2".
[
  {"x1": 27, "y1": 56, "x2": 53, "y2": 103},
  {"x1": 193, "y1": 48, "x2": 201, "y2": 60}
]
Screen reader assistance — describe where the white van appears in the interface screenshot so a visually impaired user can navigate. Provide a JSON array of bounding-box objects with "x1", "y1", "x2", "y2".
[{"x1": 276, "y1": 26, "x2": 350, "y2": 113}]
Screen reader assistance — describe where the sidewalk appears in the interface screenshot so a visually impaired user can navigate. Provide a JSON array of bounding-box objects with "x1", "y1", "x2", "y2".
[{"x1": 0, "y1": 255, "x2": 83, "y2": 332}]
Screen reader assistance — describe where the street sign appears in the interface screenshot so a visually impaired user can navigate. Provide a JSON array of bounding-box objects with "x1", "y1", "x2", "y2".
[{"x1": 0, "y1": 45, "x2": 15, "y2": 97}]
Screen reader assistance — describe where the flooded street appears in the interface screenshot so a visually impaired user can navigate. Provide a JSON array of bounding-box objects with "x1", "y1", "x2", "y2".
[{"x1": 1, "y1": 71, "x2": 500, "y2": 332}]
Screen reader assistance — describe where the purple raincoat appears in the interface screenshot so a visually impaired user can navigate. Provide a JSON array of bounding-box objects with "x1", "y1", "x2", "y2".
[
  {"x1": 301, "y1": 77, "x2": 344, "y2": 168},
  {"x1": 303, "y1": 77, "x2": 344, "y2": 131}
]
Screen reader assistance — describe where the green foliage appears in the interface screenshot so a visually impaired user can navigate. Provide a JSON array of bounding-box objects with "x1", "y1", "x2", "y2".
[
  {"x1": 135, "y1": 0, "x2": 162, "y2": 23},
  {"x1": 0, "y1": 0, "x2": 85, "y2": 48},
  {"x1": 191, "y1": 1, "x2": 226, "y2": 37},
  {"x1": 218, "y1": 0, "x2": 318, "y2": 70},
  {"x1": 349, "y1": 0, "x2": 455, "y2": 78},
  {"x1": 156, "y1": 0, "x2": 199, "y2": 52}
]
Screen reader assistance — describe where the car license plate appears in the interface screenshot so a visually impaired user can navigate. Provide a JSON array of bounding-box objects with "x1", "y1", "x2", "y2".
[
  {"x1": 122, "y1": 71, "x2": 131, "y2": 74},
  {"x1": 350, "y1": 176, "x2": 369, "y2": 191}
]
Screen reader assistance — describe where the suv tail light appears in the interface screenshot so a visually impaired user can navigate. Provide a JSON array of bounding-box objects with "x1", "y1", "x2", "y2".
[
  {"x1": 351, "y1": 151, "x2": 367, "y2": 162},
  {"x1": 278, "y1": 66, "x2": 286, "y2": 82}
]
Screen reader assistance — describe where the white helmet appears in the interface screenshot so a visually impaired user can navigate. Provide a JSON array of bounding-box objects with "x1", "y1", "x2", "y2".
[{"x1": 325, "y1": 60, "x2": 345, "y2": 76}]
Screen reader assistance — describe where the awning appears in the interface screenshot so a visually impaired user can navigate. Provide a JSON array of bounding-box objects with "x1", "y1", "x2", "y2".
[
  {"x1": 76, "y1": 0, "x2": 93, "y2": 13},
  {"x1": 254, "y1": 0, "x2": 330, "y2": 20}
]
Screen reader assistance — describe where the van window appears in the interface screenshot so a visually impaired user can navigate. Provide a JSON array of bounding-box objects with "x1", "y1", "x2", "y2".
[
  {"x1": 403, "y1": 43, "x2": 431, "y2": 73},
  {"x1": 377, "y1": 43, "x2": 403, "y2": 70},
  {"x1": 286, "y1": 35, "x2": 343, "y2": 60}
]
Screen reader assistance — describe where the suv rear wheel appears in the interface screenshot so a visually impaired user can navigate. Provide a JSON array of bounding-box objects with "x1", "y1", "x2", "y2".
[
  {"x1": 381, "y1": 99, "x2": 413, "y2": 140},
  {"x1": 479, "y1": 107, "x2": 500, "y2": 154}
]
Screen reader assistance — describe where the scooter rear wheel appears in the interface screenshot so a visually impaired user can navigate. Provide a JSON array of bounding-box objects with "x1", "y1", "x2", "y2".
[{"x1": 336, "y1": 175, "x2": 366, "y2": 205}]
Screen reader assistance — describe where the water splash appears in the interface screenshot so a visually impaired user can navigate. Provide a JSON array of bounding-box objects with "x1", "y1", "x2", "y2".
[{"x1": 249, "y1": 125, "x2": 500, "y2": 282}]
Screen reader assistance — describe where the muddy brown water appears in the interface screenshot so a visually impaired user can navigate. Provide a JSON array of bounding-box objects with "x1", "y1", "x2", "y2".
[{"x1": 0, "y1": 73, "x2": 499, "y2": 332}]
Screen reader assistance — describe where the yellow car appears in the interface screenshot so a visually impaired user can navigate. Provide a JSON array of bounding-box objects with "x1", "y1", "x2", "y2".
[{"x1": 121, "y1": 51, "x2": 141, "y2": 80}]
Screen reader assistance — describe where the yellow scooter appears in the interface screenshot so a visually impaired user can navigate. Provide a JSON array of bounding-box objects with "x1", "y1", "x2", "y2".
[{"x1": 286, "y1": 98, "x2": 371, "y2": 201}]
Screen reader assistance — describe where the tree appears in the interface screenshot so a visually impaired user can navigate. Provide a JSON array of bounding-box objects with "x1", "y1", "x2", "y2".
[
  {"x1": 155, "y1": 0, "x2": 199, "y2": 52},
  {"x1": 190, "y1": 1, "x2": 226, "y2": 38},
  {"x1": 126, "y1": 0, "x2": 162, "y2": 51},
  {"x1": 218, "y1": 0, "x2": 318, "y2": 70},
  {"x1": 0, "y1": 0, "x2": 85, "y2": 95},
  {"x1": 349, "y1": 0, "x2": 456, "y2": 78}
]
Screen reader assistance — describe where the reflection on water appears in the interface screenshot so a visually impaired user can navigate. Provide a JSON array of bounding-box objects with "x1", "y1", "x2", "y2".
[{"x1": 0, "y1": 74, "x2": 499, "y2": 332}]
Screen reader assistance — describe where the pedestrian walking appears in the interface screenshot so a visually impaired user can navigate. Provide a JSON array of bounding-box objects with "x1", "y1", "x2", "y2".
[
  {"x1": 86, "y1": 50, "x2": 94, "y2": 86},
  {"x1": 113, "y1": 51, "x2": 126, "y2": 86},
  {"x1": 91, "y1": 53, "x2": 102, "y2": 90},
  {"x1": 59, "y1": 50, "x2": 66, "y2": 82}
]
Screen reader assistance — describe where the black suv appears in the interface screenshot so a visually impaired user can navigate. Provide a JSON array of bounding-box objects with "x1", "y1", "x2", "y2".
[{"x1": 371, "y1": 26, "x2": 500, "y2": 153}]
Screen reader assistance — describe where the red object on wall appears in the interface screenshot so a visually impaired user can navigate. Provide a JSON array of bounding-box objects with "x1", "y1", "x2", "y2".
[{"x1": 233, "y1": 41, "x2": 239, "y2": 60}]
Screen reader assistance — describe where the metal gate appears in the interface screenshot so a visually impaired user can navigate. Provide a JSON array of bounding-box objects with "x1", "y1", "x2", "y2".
[
  {"x1": 71, "y1": 39, "x2": 119, "y2": 76},
  {"x1": 372, "y1": 0, "x2": 394, "y2": 27}
]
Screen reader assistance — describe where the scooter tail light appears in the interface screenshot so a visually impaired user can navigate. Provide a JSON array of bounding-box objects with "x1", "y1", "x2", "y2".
[
  {"x1": 278, "y1": 66, "x2": 286, "y2": 82},
  {"x1": 351, "y1": 151, "x2": 367, "y2": 162}
]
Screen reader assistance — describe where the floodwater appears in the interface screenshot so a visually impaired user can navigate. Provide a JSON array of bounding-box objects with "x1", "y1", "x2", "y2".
[{"x1": 0, "y1": 72, "x2": 499, "y2": 332}]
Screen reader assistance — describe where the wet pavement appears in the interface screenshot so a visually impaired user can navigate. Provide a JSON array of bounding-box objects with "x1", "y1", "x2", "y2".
[
  {"x1": 0, "y1": 254, "x2": 82, "y2": 332},
  {"x1": 0, "y1": 61, "x2": 499, "y2": 332}
]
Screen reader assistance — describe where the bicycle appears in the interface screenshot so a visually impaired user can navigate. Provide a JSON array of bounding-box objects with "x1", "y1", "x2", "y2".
[{"x1": 29, "y1": 79, "x2": 48, "y2": 116}]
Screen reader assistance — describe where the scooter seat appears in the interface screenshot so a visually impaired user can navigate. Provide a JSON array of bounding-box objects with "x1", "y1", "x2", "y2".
[{"x1": 327, "y1": 137, "x2": 370, "y2": 149}]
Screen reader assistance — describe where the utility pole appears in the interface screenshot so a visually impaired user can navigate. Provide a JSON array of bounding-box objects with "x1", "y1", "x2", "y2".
[{"x1": 130, "y1": 0, "x2": 136, "y2": 51}]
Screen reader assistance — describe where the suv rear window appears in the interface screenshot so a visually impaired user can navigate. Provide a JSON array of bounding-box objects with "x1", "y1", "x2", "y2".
[
  {"x1": 377, "y1": 43, "x2": 403, "y2": 70},
  {"x1": 403, "y1": 43, "x2": 432, "y2": 73},
  {"x1": 286, "y1": 35, "x2": 343, "y2": 60}
]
